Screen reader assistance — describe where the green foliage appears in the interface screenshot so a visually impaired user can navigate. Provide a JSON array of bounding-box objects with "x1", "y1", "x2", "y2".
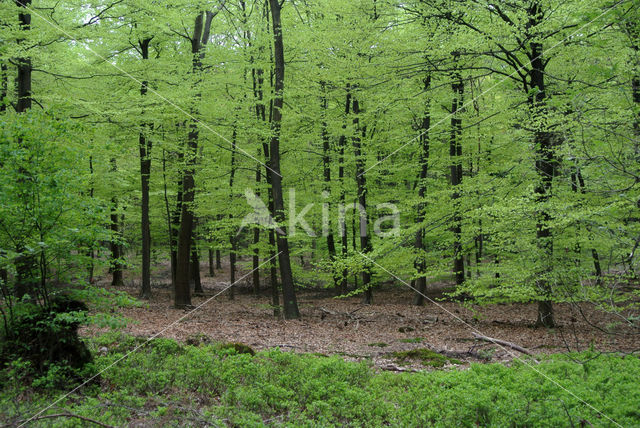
[{"x1": 2, "y1": 335, "x2": 640, "y2": 426}]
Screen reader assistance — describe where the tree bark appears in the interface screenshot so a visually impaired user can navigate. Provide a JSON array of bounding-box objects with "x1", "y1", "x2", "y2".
[
  {"x1": 449, "y1": 56, "x2": 465, "y2": 288},
  {"x1": 529, "y1": 33, "x2": 556, "y2": 328},
  {"x1": 208, "y1": 248, "x2": 215, "y2": 276},
  {"x1": 320, "y1": 82, "x2": 338, "y2": 289},
  {"x1": 191, "y1": 238, "x2": 203, "y2": 295},
  {"x1": 138, "y1": 37, "x2": 153, "y2": 299},
  {"x1": 15, "y1": 0, "x2": 32, "y2": 114},
  {"x1": 268, "y1": 0, "x2": 300, "y2": 319},
  {"x1": 414, "y1": 75, "x2": 431, "y2": 305},
  {"x1": 351, "y1": 94, "x2": 373, "y2": 304},
  {"x1": 253, "y1": 158, "x2": 261, "y2": 294},
  {"x1": 13, "y1": 0, "x2": 34, "y2": 299},
  {"x1": 174, "y1": 10, "x2": 215, "y2": 308},
  {"x1": 228, "y1": 126, "x2": 237, "y2": 300},
  {"x1": 110, "y1": 158, "x2": 124, "y2": 287},
  {"x1": 337, "y1": 91, "x2": 350, "y2": 295}
]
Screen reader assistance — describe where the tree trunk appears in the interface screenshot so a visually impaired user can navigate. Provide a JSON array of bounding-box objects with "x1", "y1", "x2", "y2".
[
  {"x1": 139, "y1": 37, "x2": 153, "y2": 299},
  {"x1": 320, "y1": 82, "x2": 338, "y2": 290},
  {"x1": 174, "y1": 11, "x2": 215, "y2": 308},
  {"x1": 216, "y1": 249, "x2": 222, "y2": 269},
  {"x1": 13, "y1": 0, "x2": 34, "y2": 299},
  {"x1": 529, "y1": 36, "x2": 556, "y2": 328},
  {"x1": 208, "y1": 248, "x2": 215, "y2": 276},
  {"x1": 15, "y1": 0, "x2": 32, "y2": 114},
  {"x1": 253, "y1": 159, "x2": 261, "y2": 294},
  {"x1": 449, "y1": 56, "x2": 465, "y2": 288},
  {"x1": 268, "y1": 0, "x2": 299, "y2": 319},
  {"x1": 110, "y1": 158, "x2": 124, "y2": 287},
  {"x1": 87, "y1": 156, "x2": 95, "y2": 283},
  {"x1": 351, "y1": 94, "x2": 373, "y2": 304},
  {"x1": 414, "y1": 75, "x2": 431, "y2": 306},
  {"x1": 191, "y1": 239, "x2": 203, "y2": 295},
  {"x1": 337, "y1": 89, "x2": 351, "y2": 295},
  {"x1": 228, "y1": 126, "x2": 237, "y2": 300},
  {"x1": 1, "y1": 62, "x2": 8, "y2": 112}
]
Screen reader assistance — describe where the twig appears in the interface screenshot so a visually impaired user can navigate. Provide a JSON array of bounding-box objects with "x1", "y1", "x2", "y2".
[
  {"x1": 379, "y1": 363, "x2": 420, "y2": 373},
  {"x1": 471, "y1": 332, "x2": 537, "y2": 358}
]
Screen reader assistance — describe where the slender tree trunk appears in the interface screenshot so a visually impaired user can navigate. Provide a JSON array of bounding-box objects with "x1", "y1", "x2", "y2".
[
  {"x1": 414, "y1": 75, "x2": 431, "y2": 305},
  {"x1": 337, "y1": 89, "x2": 351, "y2": 295},
  {"x1": 138, "y1": 37, "x2": 153, "y2": 299},
  {"x1": 15, "y1": 0, "x2": 31, "y2": 114},
  {"x1": 162, "y1": 149, "x2": 176, "y2": 285},
  {"x1": 320, "y1": 82, "x2": 338, "y2": 289},
  {"x1": 208, "y1": 248, "x2": 215, "y2": 276},
  {"x1": 351, "y1": 94, "x2": 373, "y2": 304},
  {"x1": 529, "y1": 36, "x2": 556, "y2": 328},
  {"x1": 1, "y1": 63, "x2": 7, "y2": 112},
  {"x1": 228, "y1": 126, "x2": 238, "y2": 300},
  {"x1": 191, "y1": 238, "x2": 203, "y2": 295},
  {"x1": 253, "y1": 159, "x2": 261, "y2": 294},
  {"x1": 216, "y1": 249, "x2": 222, "y2": 269},
  {"x1": 87, "y1": 156, "x2": 95, "y2": 283},
  {"x1": 268, "y1": 0, "x2": 299, "y2": 319},
  {"x1": 13, "y1": 0, "x2": 34, "y2": 299},
  {"x1": 175, "y1": 11, "x2": 215, "y2": 308},
  {"x1": 449, "y1": 56, "x2": 465, "y2": 288},
  {"x1": 110, "y1": 158, "x2": 124, "y2": 287}
]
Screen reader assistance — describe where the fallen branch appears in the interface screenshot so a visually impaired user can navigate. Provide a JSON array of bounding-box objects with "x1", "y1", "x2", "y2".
[
  {"x1": 379, "y1": 363, "x2": 420, "y2": 373},
  {"x1": 18, "y1": 412, "x2": 115, "y2": 427},
  {"x1": 471, "y1": 332, "x2": 536, "y2": 357}
]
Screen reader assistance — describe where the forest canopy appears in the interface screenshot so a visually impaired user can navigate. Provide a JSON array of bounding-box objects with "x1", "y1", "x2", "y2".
[{"x1": 0, "y1": 0, "x2": 638, "y2": 359}]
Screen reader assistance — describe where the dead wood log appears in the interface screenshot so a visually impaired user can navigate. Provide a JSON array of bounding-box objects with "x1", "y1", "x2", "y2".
[{"x1": 471, "y1": 332, "x2": 536, "y2": 357}]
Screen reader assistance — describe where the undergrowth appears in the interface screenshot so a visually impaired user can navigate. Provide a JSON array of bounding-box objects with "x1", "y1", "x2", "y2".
[{"x1": 1, "y1": 332, "x2": 639, "y2": 427}]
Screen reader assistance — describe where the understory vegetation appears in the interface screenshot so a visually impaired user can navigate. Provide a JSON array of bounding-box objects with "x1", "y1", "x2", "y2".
[{"x1": 1, "y1": 333, "x2": 639, "y2": 427}]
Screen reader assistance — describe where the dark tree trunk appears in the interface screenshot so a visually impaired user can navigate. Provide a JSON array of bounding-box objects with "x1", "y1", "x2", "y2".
[
  {"x1": 191, "y1": 239, "x2": 203, "y2": 295},
  {"x1": 169, "y1": 135, "x2": 185, "y2": 289},
  {"x1": 13, "y1": 0, "x2": 34, "y2": 299},
  {"x1": 138, "y1": 37, "x2": 153, "y2": 299},
  {"x1": 337, "y1": 93, "x2": 350, "y2": 295},
  {"x1": 1, "y1": 62, "x2": 7, "y2": 112},
  {"x1": 228, "y1": 126, "x2": 237, "y2": 300},
  {"x1": 351, "y1": 95, "x2": 373, "y2": 304},
  {"x1": 529, "y1": 35, "x2": 556, "y2": 328},
  {"x1": 110, "y1": 158, "x2": 124, "y2": 287},
  {"x1": 268, "y1": 0, "x2": 299, "y2": 319},
  {"x1": 15, "y1": 0, "x2": 32, "y2": 114},
  {"x1": 320, "y1": 82, "x2": 338, "y2": 289},
  {"x1": 449, "y1": 56, "x2": 465, "y2": 288},
  {"x1": 87, "y1": 156, "x2": 95, "y2": 283},
  {"x1": 252, "y1": 159, "x2": 261, "y2": 295},
  {"x1": 414, "y1": 75, "x2": 431, "y2": 306},
  {"x1": 174, "y1": 11, "x2": 215, "y2": 309},
  {"x1": 208, "y1": 249, "x2": 215, "y2": 276},
  {"x1": 162, "y1": 149, "x2": 176, "y2": 284},
  {"x1": 216, "y1": 249, "x2": 222, "y2": 269}
]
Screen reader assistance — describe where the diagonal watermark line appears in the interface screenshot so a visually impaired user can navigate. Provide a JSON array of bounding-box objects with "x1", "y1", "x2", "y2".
[
  {"x1": 17, "y1": 1, "x2": 280, "y2": 178},
  {"x1": 359, "y1": 0, "x2": 625, "y2": 178},
  {"x1": 357, "y1": 251, "x2": 623, "y2": 428},
  {"x1": 19, "y1": 251, "x2": 283, "y2": 428}
]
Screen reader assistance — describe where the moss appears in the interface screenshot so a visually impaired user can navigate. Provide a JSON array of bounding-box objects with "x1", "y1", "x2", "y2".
[
  {"x1": 391, "y1": 348, "x2": 462, "y2": 367},
  {"x1": 399, "y1": 337, "x2": 424, "y2": 344}
]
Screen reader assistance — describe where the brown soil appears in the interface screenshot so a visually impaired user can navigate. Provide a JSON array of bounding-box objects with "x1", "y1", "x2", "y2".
[{"x1": 82, "y1": 258, "x2": 640, "y2": 369}]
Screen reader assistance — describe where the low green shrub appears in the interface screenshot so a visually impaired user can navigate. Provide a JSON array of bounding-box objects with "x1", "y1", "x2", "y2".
[{"x1": 2, "y1": 334, "x2": 639, "y2": 427}]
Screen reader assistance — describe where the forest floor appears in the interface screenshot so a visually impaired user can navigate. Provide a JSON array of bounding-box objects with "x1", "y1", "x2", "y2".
[{"x1": 83, "y1": 259, "x2": 640, "y2": 370}]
